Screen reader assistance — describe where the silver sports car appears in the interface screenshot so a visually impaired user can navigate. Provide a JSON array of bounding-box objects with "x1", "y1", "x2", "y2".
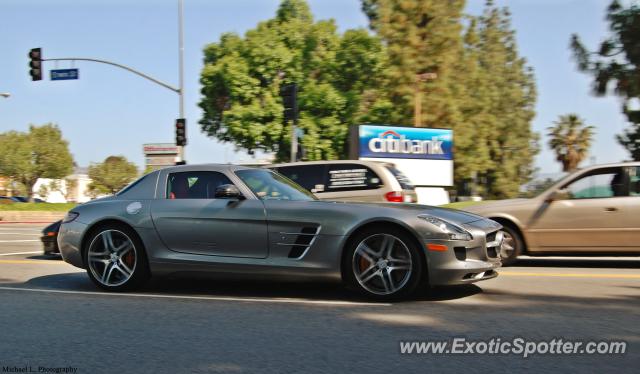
[{"x1": 59, "y1": 164, "x2": 502, "y2": 300}]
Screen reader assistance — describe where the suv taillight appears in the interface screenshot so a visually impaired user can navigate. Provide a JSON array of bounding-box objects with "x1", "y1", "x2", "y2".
[
  {"x1": 385, "y1": 191, "x2": 404, "y2": 202},
  {"x1": 385, "y1": 191, "x2": 415, "y2": 203}
]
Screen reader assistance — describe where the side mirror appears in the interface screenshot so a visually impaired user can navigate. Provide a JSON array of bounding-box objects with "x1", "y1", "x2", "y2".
[
  {"x1": 547, "y1": 189, "x2": 570, "y2": 202},
  {"x1": 214, "y1": 184, "x2": 244, "y2": 200}
]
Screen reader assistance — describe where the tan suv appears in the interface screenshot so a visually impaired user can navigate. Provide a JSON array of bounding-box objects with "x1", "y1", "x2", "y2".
[
  {"x1": 268, "y1": 160, "x2": 417, "y2": 203},
  {"x1": 464, "y1": 162, "x2": 640, "y2": 265}
]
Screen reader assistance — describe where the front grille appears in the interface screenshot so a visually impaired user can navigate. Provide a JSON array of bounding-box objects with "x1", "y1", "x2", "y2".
[
  {"x1": 485, "y1": 230, "x2": 501, "y2": 258},
  {"x1": 486, "y1": 231, "x2": 498, "y2": 243}
]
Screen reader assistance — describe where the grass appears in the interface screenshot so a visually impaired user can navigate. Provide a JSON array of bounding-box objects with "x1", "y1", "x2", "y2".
[
  {"x1": 441, "y1": 200, "x2": 488, "y2": 209},
  {"x1": 0, "y1": 202, "x2": 77, "y2": 211}
]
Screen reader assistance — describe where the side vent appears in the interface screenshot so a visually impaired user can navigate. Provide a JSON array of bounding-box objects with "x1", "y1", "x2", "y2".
[{"x1": 278, "y1": 226, "x2": 320, "y2": 259}]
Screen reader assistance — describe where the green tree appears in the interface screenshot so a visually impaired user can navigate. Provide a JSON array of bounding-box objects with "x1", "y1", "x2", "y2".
[
  {"x1": 472, "y1": 3, "x2": 538, "y2": 198},
  {"x1": 571, "y1": 0, "x2": 640, "y2": 160},
  {"x1": 0, "y1": 123, "x2": 74, "y2": 201},
  {"x1": 617, "y1": 123, "x2": 640, "y2": 160},
  {"x1": 547, "y1": 114, "x2": 595, "y2": 172},
  {"x1": 88, "y1": 156, "x2": 138, "y2": 196},
  {"x1": 361, "y1": 0, "x2": 465, "y2": 128},
  {"x1": 198, "y1": 0, "x2": 386, "y2": 161},
  {"x1": 362, "y1": 1, "x2": 537, "y2": 198}
]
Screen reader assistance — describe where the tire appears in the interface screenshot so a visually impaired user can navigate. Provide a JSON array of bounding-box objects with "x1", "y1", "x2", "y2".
[
  {"x1": 83, "y1": 223, "x2": 150, "y2": 291},
  {"x1": 343, "y1": 226, "x2": 424, "y2": 301},
  {"x1": 499, "y1": 224, "x2": 524, "y2": 266}
]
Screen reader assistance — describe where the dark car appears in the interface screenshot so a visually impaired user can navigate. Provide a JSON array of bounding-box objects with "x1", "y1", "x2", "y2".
[
  {"x1": 0, "y1": 196, "x2": 24, "y2": 203},
  {"x1": 42, "y1": 220, "x2": 62, "y2": 255},
  {"x1": 13, "y1": 196, "x2": 45, "y2": 203}
]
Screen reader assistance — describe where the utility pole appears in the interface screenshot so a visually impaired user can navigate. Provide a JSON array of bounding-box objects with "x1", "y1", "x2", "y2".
[
  {"x1": 177, "y1": 0, "x2": 185, "y2": 163},
  {"x1": 414, "y1": 72, "x2": 437, "y2": 127},
  {"x1": 280, "y1": 83, "x2": 299, "y2": 162}
]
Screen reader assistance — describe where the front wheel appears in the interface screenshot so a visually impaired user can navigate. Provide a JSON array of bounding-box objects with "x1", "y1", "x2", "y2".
[
  {"x1": 499, "y1": 225, "x2": 523, "y2": 266},
  {"x1": 84, "y1": 224, "x2": 150, "y2": 291},
  {"x1": 343, "y1": 227, "x2": 424, "y2": 300}
]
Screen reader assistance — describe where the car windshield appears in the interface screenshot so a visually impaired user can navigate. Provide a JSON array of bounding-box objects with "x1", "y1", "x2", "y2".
[{"x1": 235, "y1": 169, "x2": 317, "y2": 201}]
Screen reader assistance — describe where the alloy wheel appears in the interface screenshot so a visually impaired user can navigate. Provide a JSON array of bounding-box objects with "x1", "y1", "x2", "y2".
[
  {"x1": 87, "y1": 230, "x2": 137, "y2": 287},
  {"x1": 500, "y1": 231, "x2": 516, "y2": 259},
  {"x1": 352, "y1": 234, "x2": 413, "y2": 296}
]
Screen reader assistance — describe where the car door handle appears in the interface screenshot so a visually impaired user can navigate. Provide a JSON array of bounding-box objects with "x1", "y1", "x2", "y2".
[{"x1": 604, "y1": 207, "x2": 618, "y2": 212}]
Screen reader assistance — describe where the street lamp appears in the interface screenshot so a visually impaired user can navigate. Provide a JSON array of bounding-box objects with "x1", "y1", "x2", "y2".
[{"x1": 0, "y1": 92, "x2": 10, "y2": 98}]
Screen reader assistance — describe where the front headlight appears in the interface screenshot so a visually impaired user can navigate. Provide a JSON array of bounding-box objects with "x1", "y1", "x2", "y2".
[{"x1": 418, "y1": 215, "x2": 473, "y2": 241}]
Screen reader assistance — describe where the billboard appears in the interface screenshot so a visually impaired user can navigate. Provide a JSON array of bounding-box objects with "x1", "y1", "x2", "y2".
[
  {"x1": 351, "y1": 125, "x2": 453, "y2": 187},
  {"x1": 143, "y1": 143, "x2": 178, "y2": 170},
  {"x1": 358, "y1": 125, "x2": 453, "y2": 160}
]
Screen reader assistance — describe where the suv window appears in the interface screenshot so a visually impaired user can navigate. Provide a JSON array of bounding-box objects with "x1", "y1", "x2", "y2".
[
  {"x1": 326, "y1": 164, "x2": 383, "y2": 192},
  {"x1": 275, "y1": 165, "x2": 327, "y2": 193},
  {"x1": 628, "y1": 166, "x2": 640, "y2": 197},
  {"x1": 385, "y1": 165, "x2": 414, "y2": 190},
  {"x1": 167, "y1": 171, "x2": 233, "y2": 199},
  {"x1": 563, "y1": 167, "x2": 627, "y2": 199}
]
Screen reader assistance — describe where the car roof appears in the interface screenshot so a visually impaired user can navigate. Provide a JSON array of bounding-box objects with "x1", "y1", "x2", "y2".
[
  {"x1": 156, "y1": 163, "x2": 259, "y2": 173},
  {"x1": 577, "y1": 161, "x2": 640, "y2": 172},
  {"x1": 268, "y1": 160, "x2": 394, "y2": 168}
]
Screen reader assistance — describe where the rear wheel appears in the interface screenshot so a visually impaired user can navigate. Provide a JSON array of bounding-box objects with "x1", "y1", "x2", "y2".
[
  {"x1": 84, "y1": 223, "x2": 150, "y2": 291},
  {"x1": 499, "y1": 225, "x2": 524, "y2": 266},
  {"x1": 344, "y1": 227, "x2": 424, "y2": 300}
]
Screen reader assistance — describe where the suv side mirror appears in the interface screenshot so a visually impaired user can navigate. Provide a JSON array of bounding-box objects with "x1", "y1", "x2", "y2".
[
  {"x1": 214, "y1": 184, "x2": 244, "y2": 200},
  {"x1": 547, "y1": 189, "x2": 570, "y2": 202}
]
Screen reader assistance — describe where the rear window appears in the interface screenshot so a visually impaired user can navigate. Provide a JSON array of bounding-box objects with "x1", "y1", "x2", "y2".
[
  {"x1": 326, "y1": 164, "x2": 382, "y2": 192},
  {"x1": 386, "y1": 166, "x2": 414, "y2": 190}
]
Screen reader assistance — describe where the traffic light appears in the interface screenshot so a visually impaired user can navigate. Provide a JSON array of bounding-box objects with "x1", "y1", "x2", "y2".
[
  {"x1": 280, "y1": 83, "x2": 297, "y2": 121},
  {"x1": 175, "y1": 118, "x2": 187, "y2": 146},
  {"x1": 29, "y1": 48, "x2": 42, "y2": 81}
]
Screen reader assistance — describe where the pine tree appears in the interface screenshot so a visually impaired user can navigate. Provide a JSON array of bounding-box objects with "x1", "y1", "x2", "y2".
[
  {"x1": 362, "y1": 1, "x2": 537, "y2": 198},
  {"x1": 472, "y1": 3, "x2": 538, "y2": 198},
  {"x1": 362, "y1": 0, "x2": 466, "y2": 129}
]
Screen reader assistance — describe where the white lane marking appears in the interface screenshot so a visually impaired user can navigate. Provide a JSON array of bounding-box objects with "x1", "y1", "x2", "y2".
[
  {"x1": 0, "y1": 233, "x2": 42, "y2": 236},
  {"x1": 0, "y1": 240, "x2": 40, "y2": 243},
  {"x1": 0, "y1": 251, "x2": 43, "y2": 256},
  {"x1": 0, "y1": 286, "x2": 391, "y2": 307}
]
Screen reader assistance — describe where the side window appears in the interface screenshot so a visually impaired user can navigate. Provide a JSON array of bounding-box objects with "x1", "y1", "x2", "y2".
[
  {"x1": 167, "y1": 171, "x2": 233, "y2": 199},
  {"x1": 276, "y1": 165, "x2": 327, "y2": 193},
  {"x1": 326, "y1": 164, "x2": 383, "y2": 192},
  {"x1": 562, "y1": 167, "x2": 627, "y2": 199},
  {"x1": 629, "y1": 166, "x2": 640, "y2": 197}
]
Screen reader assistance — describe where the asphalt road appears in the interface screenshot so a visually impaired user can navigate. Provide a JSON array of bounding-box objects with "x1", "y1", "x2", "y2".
[{"x1": 0, "y1": 223, "x2": 638, "y2": 373}]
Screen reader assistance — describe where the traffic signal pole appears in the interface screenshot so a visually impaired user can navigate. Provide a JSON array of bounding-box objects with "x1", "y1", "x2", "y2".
[
  {"x1": 177, "y1": 0, "x2": 185, "y2": 163},
  {"x1": 30, "y1": 0, "x2": 187, "y2": 164}
]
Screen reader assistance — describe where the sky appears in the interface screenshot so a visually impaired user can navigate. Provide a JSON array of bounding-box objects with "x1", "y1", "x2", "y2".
[{"x1": 0, "y1": 0, "x2": 632, "y2": 177}]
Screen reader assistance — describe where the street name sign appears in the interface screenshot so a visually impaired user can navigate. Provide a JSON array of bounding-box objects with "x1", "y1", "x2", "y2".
[{"x1": 50, "y1": 69, "x2": 79, "y2": 81}]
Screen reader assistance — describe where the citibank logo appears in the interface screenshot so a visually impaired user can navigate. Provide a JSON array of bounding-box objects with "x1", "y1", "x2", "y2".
[{"x1": 368, "y1": 130, "x2": 444, "y2": 155}]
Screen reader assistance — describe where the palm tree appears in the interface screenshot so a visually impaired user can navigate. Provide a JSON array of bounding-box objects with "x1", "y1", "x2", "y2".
[{"x1": 547, "y1": 114, "x2": 595, "y2": 172}]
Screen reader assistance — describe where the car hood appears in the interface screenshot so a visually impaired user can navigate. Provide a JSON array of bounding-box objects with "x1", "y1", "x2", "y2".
[{"x1": 320, "y1": 201, "x2": 486, "y2": 224}]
